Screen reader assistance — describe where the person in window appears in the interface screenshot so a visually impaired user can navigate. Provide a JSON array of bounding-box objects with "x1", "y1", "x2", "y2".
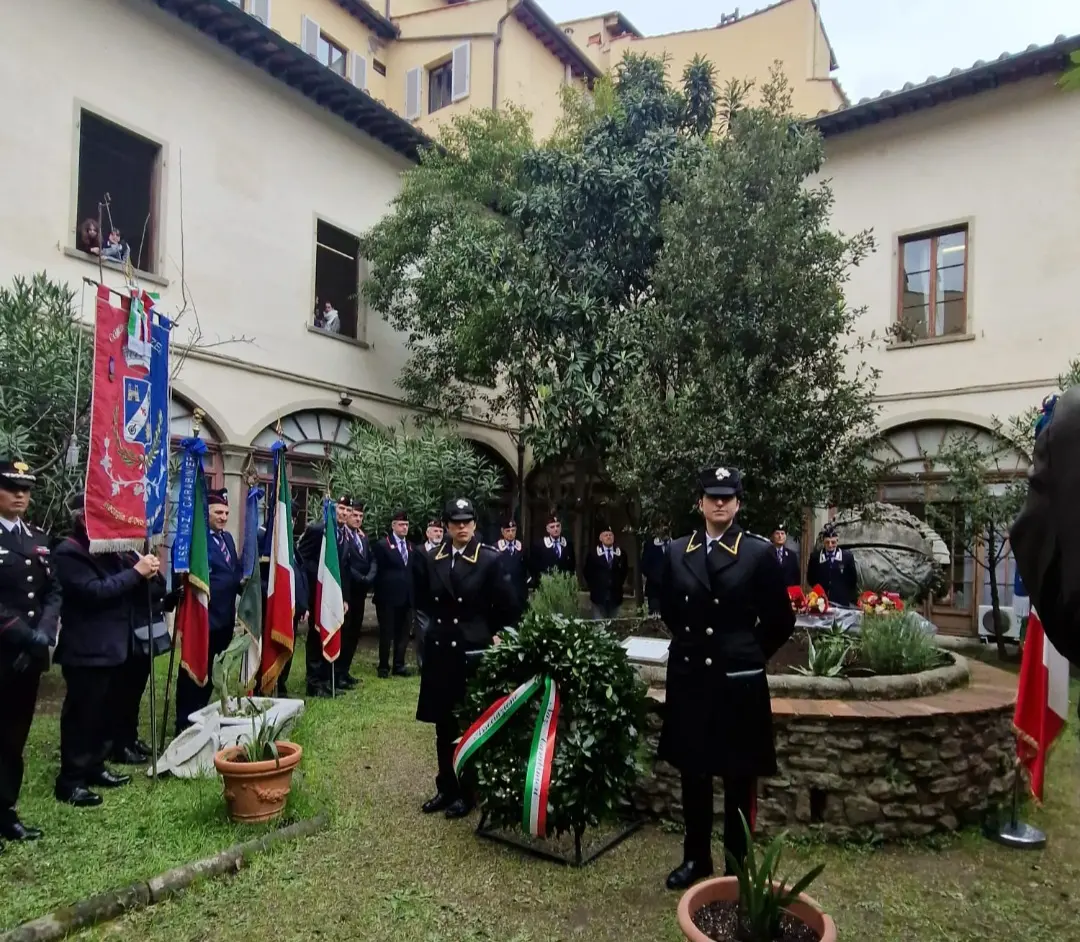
[
  {"x1": 318, "y1": 301, "x2": 340, "y2": 334},
  {"x1": 769, "y1": 524, "x2": 801, "y2": 589},
  {"x1": 529, "y1": 514, "x2": 575, "y2": 585},
  {"x1": 53, "y1": 494, "x2": 163, "y2": 807},
  {"x1": 805, "y1": 523, "x2": 858, "y2": 607},
  {"x1": 659, "y1": 465, "x2": 795, "y2": 890},
  {"x1": 100, "y1": 228, "x2": 130, "y2": 264},
  {"x1": 584, "y1": 522, "x2": 628, "y2": 620},
  {"x1": 0, "y1": 459, "x2": 61, "y2": 842},
  {"x1": 78, "y1": 218, "x2": 101, "y2": 256},
  {"x1": 372, "y1": 509, "x2": 415, "y2": 679},
  {"x1": 174, "y1": 488, "x2": 242, "y2": 732}
]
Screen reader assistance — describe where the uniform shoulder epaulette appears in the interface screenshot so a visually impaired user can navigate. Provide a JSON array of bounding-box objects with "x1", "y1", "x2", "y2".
[
  {"x1": 480, "y1": 543, "x2": 499, "y2": 554},
  {"x1": 744, "y1": 531, "x2": 770, "y2": 543}
]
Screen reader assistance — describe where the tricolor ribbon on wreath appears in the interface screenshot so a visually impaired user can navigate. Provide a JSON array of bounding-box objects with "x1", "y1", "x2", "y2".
[{"x1": 453, "y1": 675, "x2": 561, "y2": 838}]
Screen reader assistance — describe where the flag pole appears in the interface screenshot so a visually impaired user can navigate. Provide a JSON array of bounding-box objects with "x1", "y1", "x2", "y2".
[
  {"x1": 983, "y1": 759, "x2": 1047, "y2": 849},
  {"x1": 326, "y1": 494, "x2": 336, "y2": 701}
]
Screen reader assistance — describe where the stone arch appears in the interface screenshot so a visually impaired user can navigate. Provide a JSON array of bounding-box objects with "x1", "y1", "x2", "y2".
[
  {"x1": 240, "y1": 398, "x2": 388, "y2": 447},
  {"x1": 871, "y1": 419, "x2": 1029, "y2": 480},
  {"x1": 169, "y1": 391, "x2": 223, "y2": 443}
]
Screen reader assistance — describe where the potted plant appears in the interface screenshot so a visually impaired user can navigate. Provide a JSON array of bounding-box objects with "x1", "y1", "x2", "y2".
[
  {"x1": 213, "y1": 704, "x2": 302, "y2": 823},
  {"x1": 677, "y1": 815, "x2": 836, "y2": 942}
]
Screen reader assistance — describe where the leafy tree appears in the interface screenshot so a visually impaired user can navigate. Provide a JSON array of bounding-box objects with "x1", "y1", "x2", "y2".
[
  {"x1": 327, "y1": 420, "x2": 502, "y2": 539},
  {"x1": 927, "y1": 358, "x2": 1080, "y2": 658},
  {"x1": 606, "y1": 72, "x2": 880, "y2": 535},
  {"x1": 1059, "y1": 50, "x2": 1080, "y2": 91},
  {"x1": 359, "y1": 53, "x2": 719, "y2": 530},
  {"x1": 0, "y1": 274, "x2": 91, "y2": 532}
]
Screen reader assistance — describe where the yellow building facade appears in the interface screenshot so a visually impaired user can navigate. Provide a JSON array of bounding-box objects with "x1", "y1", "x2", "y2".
[{"x1": 228, "y1": 0, "x2": 844, "y2": 145}]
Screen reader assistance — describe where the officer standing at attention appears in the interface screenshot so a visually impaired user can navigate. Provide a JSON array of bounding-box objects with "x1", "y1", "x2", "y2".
[
  {"x1": 416, "y1": 498, "x2": 512, "y2": 819},
  {"x1": 806, "y1": 523, "x2": 858, "y2": 607},
  {"x1": 769, "y1": 524, "x2": 802, "y2": 589},
  {"x1": 659, "y1": 465, "x2": 795, "y2": 890},
  {"x1": 0, "y1": 460, "x2": 61, "y2": 847},
  {"x1": 496, "y1": 517, "x2": 528, "y2": 624}
]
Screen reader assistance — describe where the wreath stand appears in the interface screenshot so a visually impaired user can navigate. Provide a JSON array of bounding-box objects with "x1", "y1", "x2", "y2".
[{"x1": 474, "y1": 811, "x2": 642, "y2": 867}]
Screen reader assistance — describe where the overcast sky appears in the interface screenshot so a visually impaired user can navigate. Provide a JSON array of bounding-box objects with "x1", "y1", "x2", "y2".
[{"x1": 543, "y1": 0, "x2": 1080, "y2": 102}]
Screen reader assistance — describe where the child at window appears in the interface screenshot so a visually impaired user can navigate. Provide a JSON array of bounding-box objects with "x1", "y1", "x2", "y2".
[{"x1": 100, "y1": 229, "x2": 130, "y2": 263}]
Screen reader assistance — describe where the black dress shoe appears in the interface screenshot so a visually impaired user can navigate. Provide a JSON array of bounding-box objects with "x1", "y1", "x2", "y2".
[
  {"x1": 444, "y1": 798, "x2": 473, "y2": 819},
  {"x1": 337, "y1": 675, "x2": 358, "y2": 690},
  {"x1": 666, "y1": 859, "x2": 714, "y2": 891},
  {"x1": 89, "y1": 769, "x2": 131, "y2": 788},
  {"x1": 306, "y1": 685, "x2": 333, "y2": 699},
  {"x1": 392, "y1": 667, "x2": 412, "y2": 678},
  {"x1": 55, "y1": 786, "x2": 103, "y2": 807},
  {"x1": 111, "y1": 746, "x2": 147, "y2": 766},
  {"x1": 377, "y1": 668, "x2": 390, "y2": 679},
  {"x1": 421, "y1": 792, "x2": 453, "y2": 814},
  {"x1": 133, "y1": 739, "x2": 153, "y2": 758},
  {"x1": 0, "y1": 819, "x2": 42, "y2": 841},
  {"x1": 345, "y1": 673, "x2": 359, "y2": 685}
]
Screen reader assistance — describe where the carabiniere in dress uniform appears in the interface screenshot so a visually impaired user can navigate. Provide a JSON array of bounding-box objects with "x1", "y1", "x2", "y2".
[
  {"x1": 659, "y1": 465, "x2": 796, "y2": 890},
  {"x1": 415, "y1": 497, "x2": 514, "y2": 820},
  {"x1": 0, "y1": 459, "x2": 61, "y2": 849}
]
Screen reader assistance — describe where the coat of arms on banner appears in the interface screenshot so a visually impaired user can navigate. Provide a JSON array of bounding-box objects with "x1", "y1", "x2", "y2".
[{"x1": 123, "y1": 377, "x2": 152, "y2": 446}]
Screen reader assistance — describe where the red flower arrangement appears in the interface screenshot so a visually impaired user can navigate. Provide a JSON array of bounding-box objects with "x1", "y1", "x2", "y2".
[
  {"x1": 788, "y1": 585, "x2": 831, "y2": 615},
  {"x1": 858, "y1": 591, "x2": 904, "y2": 614}
]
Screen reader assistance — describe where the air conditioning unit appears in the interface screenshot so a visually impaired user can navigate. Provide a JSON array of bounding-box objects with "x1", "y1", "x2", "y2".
[{"x1": 978, "y1": 605, "x2": 1021, "y2": 641}]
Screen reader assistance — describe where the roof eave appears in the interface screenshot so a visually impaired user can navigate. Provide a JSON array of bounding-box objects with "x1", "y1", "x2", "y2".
[
  {"x1": 514, "y1": 0, "x2": 602, "y2": 83},
  {"x1": 149, "y1": 0, "x2": 430, "y2": 161},
  {"x1": 811, "y1": 33, "x2": 1080, "y2": 138},
  {"x1": 332, "y1": 0, "x2": 399, "y2": 41}
]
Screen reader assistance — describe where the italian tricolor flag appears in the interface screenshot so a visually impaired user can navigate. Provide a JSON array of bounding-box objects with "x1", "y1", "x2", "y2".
[
  {"x1": 1014, "y1": 609, "x2": 1070, "y2": 802},
  {"x1": 316, "y1": 499, "x2": 345, "y2": 661},
  {"x1": 260, "y1": 446, "x2": 296, "y2": 693},
  {"x1": 177, "y1": 473, "x2": 211, "y2": 686}
]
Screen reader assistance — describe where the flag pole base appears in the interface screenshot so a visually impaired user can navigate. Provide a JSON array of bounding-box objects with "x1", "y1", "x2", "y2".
[{"x1": 983, "y1": 819, "x2": 1046, "y2": 850}]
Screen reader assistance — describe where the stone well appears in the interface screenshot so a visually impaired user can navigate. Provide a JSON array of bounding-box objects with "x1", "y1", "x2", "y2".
[{"x1": 631, "y1": 658, "x2": 1017, "y2": 841}]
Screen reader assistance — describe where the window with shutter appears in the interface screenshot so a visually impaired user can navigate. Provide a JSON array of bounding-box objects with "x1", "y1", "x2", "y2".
[
  {"x1": 301, "y1": 15, "x2": 320, "y2": 56},
  {"x1": 249, "y1": 0, "x2": 271, "y2": 25},
  {"x1": 451, "y1": 42, "x2": 471, "y2": 102},
  {"x1": 405, "y1": 67, "x2": 422, "y2": 120},
  {"x1": 350, "y1": 52, "x2": 368, "y2": 91}
]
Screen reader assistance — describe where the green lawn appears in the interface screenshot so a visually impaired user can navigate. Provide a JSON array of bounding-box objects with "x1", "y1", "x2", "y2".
[{"x1": 2, "y1": 640, "x2": 1079, "y2": 942}]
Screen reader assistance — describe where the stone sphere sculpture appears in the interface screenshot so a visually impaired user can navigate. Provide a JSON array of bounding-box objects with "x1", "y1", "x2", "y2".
[{"x1": 830, "y1": 502, "x2": 949, "y2": 600}]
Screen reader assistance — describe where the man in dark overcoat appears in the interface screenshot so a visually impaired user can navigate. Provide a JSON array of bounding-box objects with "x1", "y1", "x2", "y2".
[
  {"x1": 583, "y1": 522, "x2": 628, "y2": 620},
  {"x1": 769, "y1": 524, "x2": 802, "y2": 588},
  {"x1": 495, "y1": 517, "x2": 528, "y2": 624},
  {"x1": 415, "y1": 498, "x2": 513, "y2": 819},
  {"x1": 529, "y1": 514, "x2": 575, "y2": 585},
  {"x1": 805, "y1": 523, "x2": 858, "y2": 607},
  {"x1": 1011, "y1": 388, "x2": 1080, "y2": 668},
  {"x1": 640, "y1": 526, "x2": 670, "y2": 616},
  {"x1": 372, "y1": 508, "x2": 415, "y2": 678},
  {"x1": 335, "y1": 501, "x2": 377, "y2": 689},
  {"x1": 0, "y1": 460, "x2": 61, "y2": 844},
  {"x1": 659, "y1": 465, "x2": 795, "y2": 890}
]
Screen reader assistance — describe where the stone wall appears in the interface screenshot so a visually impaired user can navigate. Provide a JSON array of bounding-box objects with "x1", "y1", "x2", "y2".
[{"x1": 632, "y1": 695, "x2": 1016, "y2": 841}]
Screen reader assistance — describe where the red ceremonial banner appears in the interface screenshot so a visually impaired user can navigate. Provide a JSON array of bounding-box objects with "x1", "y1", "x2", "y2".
[{"x1": 85, "y1": 285, "x2": 151, "y2": 552}]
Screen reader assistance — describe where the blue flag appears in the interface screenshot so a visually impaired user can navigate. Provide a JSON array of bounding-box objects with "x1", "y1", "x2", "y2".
[
  {"x1": 145, "y1": 299, "x2": 171, "y2": 538},
  {"x1": 173, "y1": 436, "x2": 207, "y2": 574},
  {"x1": 259, "y1": 440, "x2": 288, "y2": 559},
  {"x1": 241, "y1": 484, "x2": 265, "y2": 581}
]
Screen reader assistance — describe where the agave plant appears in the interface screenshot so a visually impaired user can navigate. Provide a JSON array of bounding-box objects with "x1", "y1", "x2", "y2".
[
  {"x1": 793, "y1": 625, "x2": 852, "y2": 677},
  {"x1": 239, "y1": 702, "x2": 289, "y2": 765},
  {"x1": 211, "y1": 633, "x2": 258, "y2": 716},
  {"x1": 725, "y1": 812, "x2": 826, "y2": 942}
]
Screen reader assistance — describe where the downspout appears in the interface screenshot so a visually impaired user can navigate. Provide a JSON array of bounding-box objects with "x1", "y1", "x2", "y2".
[{"x1": 492, "y1": 4, "x2": 514, "y2": 109}]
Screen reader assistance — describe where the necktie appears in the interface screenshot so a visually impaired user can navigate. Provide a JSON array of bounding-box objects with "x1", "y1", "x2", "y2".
[
  {"x1": 398, "y1": 538, "x2": 408, "y2": 564},
  {"x1": 216, "y1": 533, "x2": 230, "y2": 562},
  {"x1": 554, "y1": 541, "x2": 561, "y2": 559},
  {"x1": 605, "y1": 548, "x2": 612, "y2": 564},
  {"x1": 776, "y1": 547, "x2": 783, "y2": 563}
]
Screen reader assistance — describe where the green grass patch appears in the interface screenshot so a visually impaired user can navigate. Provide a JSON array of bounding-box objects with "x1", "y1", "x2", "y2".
[{"x1": 3, "y1": 640, "x2": 1080, "y2": 942}]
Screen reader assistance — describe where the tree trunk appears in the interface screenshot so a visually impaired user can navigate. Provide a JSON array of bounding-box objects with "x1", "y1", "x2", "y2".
[
  {"x1": 986, "y1": 528, "x2": 1007, "y2": 660},
  {"x1": 515, "y1": 400, "x2": 526, "y2": 538}
]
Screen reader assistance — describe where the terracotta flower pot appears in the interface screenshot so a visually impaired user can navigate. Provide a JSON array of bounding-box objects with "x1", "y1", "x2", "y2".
[
  {"x1": 677, "y1": 875, "x2": 836, "y2": 942},
  {"x1": 213, "y1": 741, "x2": 303, "y2": 823}
]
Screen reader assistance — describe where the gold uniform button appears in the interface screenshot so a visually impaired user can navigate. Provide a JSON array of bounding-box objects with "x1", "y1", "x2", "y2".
[
  {"x1": 26, "y1": 576, "x2": 33, "y2": 582},
  {"x1": 451, "y1": 641, "x2": 457, "y2": 648},
  {"x1": 457, "y1": 597, "x2": 463, "y2": 603},
  {"x1": 706, "y1": 628, "x2": 714, "y2": 636},
  {"x1": 713, "y1": 598, "x2": 719, "y2": 605},
  {"x1": 683, "y1": 656, "x2": 689, "y2": 663},
  {"x1": 705, "y1": 657, "x2": 713, "y2": 666},
  {"x1": 684, "y1": 627, "x2": 690, "y2": 633},
  {"x1": 28, "y1": 610, "x2": 35, "y2": 618},
  {"x1": 24, "y1": 559, "x2": 31, "y2": 566},
  {"x1": 453, "y1": 618, "x2": 459, "y2": 625},
  {"x1": 27, "y1": 592, "x2": 34, "y2": 599}
]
